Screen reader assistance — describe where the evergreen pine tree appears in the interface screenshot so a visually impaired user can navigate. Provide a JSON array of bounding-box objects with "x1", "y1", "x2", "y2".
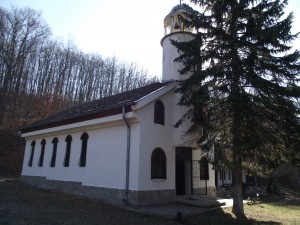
[{"x1": 173, "y1": 0, "x2": 300, "y2": 216}]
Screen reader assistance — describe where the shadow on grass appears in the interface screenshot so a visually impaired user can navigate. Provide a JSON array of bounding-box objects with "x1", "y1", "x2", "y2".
[
  {"x1": 185, "y1": 208, "x2": 282, "y2": 225},
  {"x1": 265, "y1": 192, "x2": 300, "y2": 207}
]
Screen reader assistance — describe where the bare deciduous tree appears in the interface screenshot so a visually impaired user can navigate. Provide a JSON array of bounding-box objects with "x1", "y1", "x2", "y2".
[{"x1": 0, "y1": 6, "x2": 159, "y2": 131}]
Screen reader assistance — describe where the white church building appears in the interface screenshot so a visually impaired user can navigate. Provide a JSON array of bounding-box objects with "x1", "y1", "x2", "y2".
[{"x1": 20, "y1": 4, "x2": 217, "y2": 206}]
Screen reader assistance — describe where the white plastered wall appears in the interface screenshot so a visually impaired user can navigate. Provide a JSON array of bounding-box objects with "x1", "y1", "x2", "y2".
[
  {"x1": 134, "y1": 90, "x2": 175, "y2": 191},
  {"x1": 21, "y1": 114, "x2": 141, "y2": 190},
  {"x1": 172, "y1": 90, "x2": 200, "y2": 148},
  {"x1": 161, "y1": 32, "x2": 194, "y2": 82}
]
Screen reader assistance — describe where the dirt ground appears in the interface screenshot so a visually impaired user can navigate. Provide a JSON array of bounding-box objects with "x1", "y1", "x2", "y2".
[
  {"x1": 0, "y1": 178, "x2": 181, "y2": 225},
  {"x1": 1, "y1": 178, "x2": 300, "y2": 225}
]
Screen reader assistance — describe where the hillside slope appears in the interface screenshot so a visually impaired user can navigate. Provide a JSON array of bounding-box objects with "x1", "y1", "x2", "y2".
[{"x1": 0, "y1": 130, "x2": 25, "y2": 177}]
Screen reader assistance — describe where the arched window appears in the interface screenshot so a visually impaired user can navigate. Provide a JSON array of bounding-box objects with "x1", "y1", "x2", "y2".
[
  {"x1": 79, "y1": 132, "x2": 89, "y2": 167},
  {"x1": 38, "y1": 139, "x2": 46, "y2": 167},
  {"x1": 28, "y1": 140, "x2": 36, "y2": 167},
  {"x1": 154, "y1": 100, "x2": 165, "y2": 125},
  {"x1": 200, "y1": 157, "x2": 209, "y2": 180},
  {"x1": 64, "y1": 135, "x2": 72, "y2": 167},
  {"x1": 50, "y1": 137, "x2": 58, "y2": 167},
  {"x1": 151, "y1": 148, "x2": 166, "y2": 179}
]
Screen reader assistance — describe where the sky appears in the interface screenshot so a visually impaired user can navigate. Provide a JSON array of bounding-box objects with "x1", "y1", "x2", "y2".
[{"x1": 1, "y1": 0, "x2": 300, "y2": 78}]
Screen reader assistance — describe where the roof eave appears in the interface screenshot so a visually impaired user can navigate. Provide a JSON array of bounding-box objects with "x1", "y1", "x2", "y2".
[
  {"x1": 132, "y1": 81, "x2": 176, "y2": 110},
  {"x1": 20, "y1": 105, "x2": 133, "y2": 134}
]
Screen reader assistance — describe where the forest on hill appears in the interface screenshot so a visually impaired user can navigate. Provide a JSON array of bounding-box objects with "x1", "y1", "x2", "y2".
[
  {"x1": 0, "y1": 6, "x2": 158, "y2": 133},
  {"x1": 0, "y1": 6, "x2": 158, "y2": 176}
]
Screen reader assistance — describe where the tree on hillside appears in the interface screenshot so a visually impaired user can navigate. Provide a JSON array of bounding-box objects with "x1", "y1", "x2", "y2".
[
  {"x1": 0, "y1": 6, "x2": 51, "y2": 126},
  {"x1": 173, "y1": 0, "x2": 300, "y2": 216},
  {"x1": 0, "y1": 6, "x2": 158, "y2": 131}
]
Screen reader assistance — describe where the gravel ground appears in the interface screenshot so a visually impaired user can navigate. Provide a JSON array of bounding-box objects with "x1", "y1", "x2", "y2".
[{"x1": 0, "y1": 178, "x2": 183, "y2": 225}]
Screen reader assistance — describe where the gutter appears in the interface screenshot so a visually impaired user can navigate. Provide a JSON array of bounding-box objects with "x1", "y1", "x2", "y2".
[{"x1": 122, "y1": 106, "x2": 131, "y2": 204}]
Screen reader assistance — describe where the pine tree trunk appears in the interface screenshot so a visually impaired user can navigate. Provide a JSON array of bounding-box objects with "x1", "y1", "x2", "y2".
[
  {"x1": 232, "y1": 155, "x2": 245, "y2": 217},
  {"x1": 231, "y1": 73, "x2": 245, "y2": 217}
]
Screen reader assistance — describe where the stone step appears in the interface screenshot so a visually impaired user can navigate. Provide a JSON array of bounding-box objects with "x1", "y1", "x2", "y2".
[{"x1": 175, "y1": 196, "x2": 226, "y2": 209}]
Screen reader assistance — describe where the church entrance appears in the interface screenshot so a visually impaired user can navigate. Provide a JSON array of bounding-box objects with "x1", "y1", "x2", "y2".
[{"x1": 175, "y1": 147, "x2": 208, "y2": 196}]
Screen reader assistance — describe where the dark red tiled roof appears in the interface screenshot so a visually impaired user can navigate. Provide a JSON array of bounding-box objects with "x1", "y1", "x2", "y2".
[{"x1": 21, "y1": 81, "x2": 173, "y2": 133}]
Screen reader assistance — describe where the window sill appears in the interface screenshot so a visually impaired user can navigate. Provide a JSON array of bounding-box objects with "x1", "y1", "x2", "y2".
[{"x1": 151, "y1": 178, "x2": 166, "y2": 182}]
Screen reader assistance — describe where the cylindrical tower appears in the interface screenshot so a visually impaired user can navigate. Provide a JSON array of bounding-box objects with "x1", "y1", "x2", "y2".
[
  {"x1": 161, "y1": 5, "x2": 198, "y2": 148},
  {"x1": 161, "y1": 4, "x2": 194, "y2": 82}
]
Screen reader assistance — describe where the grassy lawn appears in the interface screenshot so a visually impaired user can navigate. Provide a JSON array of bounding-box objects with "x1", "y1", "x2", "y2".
[
  {"x1": 0, "y1": 178, "x2": 299, "y2": 225},
  {"x1": 185, "y1": 203, "x2": 300, "y2": 225},
  {"x1": 187, "y1": 194, "x2": 300, "y2": 225},
  {"x1": 244, "y1": 202, "x2": 300, "y2": 224}
]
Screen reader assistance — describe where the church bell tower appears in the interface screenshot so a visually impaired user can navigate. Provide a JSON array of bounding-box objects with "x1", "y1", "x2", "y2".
[
  {"x1": 161, "y1": 4, "x2": 198, "y2": 148},
  {"x1": 161, "y1": 4, "x2": 194, "y2": 82}
]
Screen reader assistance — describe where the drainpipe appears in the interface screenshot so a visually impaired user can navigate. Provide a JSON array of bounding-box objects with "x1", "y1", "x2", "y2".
[{"x1": 122, "y1": 106, "x2": 131, "y2": 204}]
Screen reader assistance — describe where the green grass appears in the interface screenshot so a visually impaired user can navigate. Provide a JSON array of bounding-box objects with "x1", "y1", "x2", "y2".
[
  {"x1": 244, "y1": 203, "x2": 300, "y2": 224},
  {"x1": 186, "y1": 199, "x2": 300, "y2": 225}
]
